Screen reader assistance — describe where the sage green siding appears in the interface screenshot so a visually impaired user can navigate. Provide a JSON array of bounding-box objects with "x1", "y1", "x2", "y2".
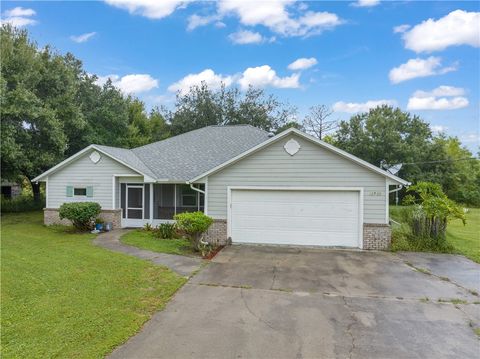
[
  {"x1": 48, "y1": 150, "x2": 140, "y2": 209},
  {"x1": 206, "y1": 134, "x2": 388, "y2": 224}
]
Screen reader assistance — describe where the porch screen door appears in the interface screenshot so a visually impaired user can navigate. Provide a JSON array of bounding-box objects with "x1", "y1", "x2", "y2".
[{"x1": 126, "y1": 185, "x2": 143, "y2": 219}]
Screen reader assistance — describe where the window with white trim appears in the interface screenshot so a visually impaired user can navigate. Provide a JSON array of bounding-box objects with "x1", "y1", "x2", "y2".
[{"x1": 74, "y1": 187, "x2": 87, "y2": 196}]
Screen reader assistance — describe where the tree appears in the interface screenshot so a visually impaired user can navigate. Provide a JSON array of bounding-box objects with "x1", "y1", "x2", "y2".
[
  {"x1": 302, "y1": 105, "x2": 337, "y2": 139},
  {"x1": 333, "y1": 106, "x2": 433, "y2": 182},
  {"x1": 168, "y1": 82, "x2": 296, "y2": 135},
  {"x1": 1, "y1": 25, "x2": 84, "y2": 200},
  {"x1": 332, "y1": 105, "x2": 480, "y2": 205},
  {"x1": 149, "y1": 107, "x2": 170, "y2": 141},
  {"x1": 276, "y1": 121, "x2": 304, "y2": 134},
  {"x1": 433, "y1": 136, "x2": 480, "y2": 206}
]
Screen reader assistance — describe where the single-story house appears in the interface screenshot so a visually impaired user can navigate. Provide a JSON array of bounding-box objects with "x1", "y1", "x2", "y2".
[{"x1": 33, "y1": 125, "x2": 409, "y2": 250}]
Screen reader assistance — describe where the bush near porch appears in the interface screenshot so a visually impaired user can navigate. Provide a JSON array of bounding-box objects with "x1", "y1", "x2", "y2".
[{"x1": 1, "y1": 211, "x2": 186, "y2": 358}]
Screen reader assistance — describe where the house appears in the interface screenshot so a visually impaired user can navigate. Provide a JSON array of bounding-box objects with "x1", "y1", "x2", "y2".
[{"x1": 33, "y1": 125, "x2": 409, "y2": 250}]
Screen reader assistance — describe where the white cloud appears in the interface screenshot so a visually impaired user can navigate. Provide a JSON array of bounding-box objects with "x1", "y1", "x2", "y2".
[
  {"x1": 288, "y1": 57, "x2": 318, "y2": 71},
  {"x1": 228, "y1": 30, "x2": 265, "y2": 44},
  {"x1": 169, "y1": 65, "x2": 301, "y2": 93},
  {"x1": 70, "y1": 32, "x2": 96, "y2": 43},
  {"x1": 168, "y1": 69, "x2": 233, "y2": 94},
  {"x1": 187, "y1": 14, "x2": 220, "y2": 31},
  {"x1": 95, "y1": 74, "x2": 158, "y2": 94},
  {"x1": 238, "y1": 65, "x2": 300, "y2": 90},
  {"x1": 393, "y1": 24, "x2": 410, "y2": 33},
  {"x1": 431, "y1": 125, "x2": 448, "y2": 133},
  {"x1": 351, "y1": 0, "x2": 380, "y2": 8},
  {"x1": 217, "y1": 0, "x2": 343, "y2": 37},
  {"x1": 389, "y1": 56, "x2": 457, "y2": 84},
  {"x1": 407, "y1": 96, "x2": 469, "y2": 110},
  {"x1": 104, "y1": 0, "x2": 190, "y2": 19},
  {"x1": 407, "y1": 86, "x2": 469, "y2": 110},
  {"x1": 402, "y1": 10, "x2": 480, "y2": 53},
  {"x1": 1, "y1": 7, "x2": 37, "y2": 27},
  {"x1": 460, "y1": 133, "x2": 480, "y2": 144},
  {"x1": 413, "y1": 85, "x2": 465, "y2": 98},
  {"x1": 4, "y1": 7, "x2": 36, "y2": 17},
  {"x1": 332, "y1": 99, "x2": 397, "y2": 113}
]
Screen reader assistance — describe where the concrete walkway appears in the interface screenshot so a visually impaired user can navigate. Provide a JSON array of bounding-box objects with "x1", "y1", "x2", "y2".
[{"x1": 93, "y1": 229, "x2": 204, "y2": 277}]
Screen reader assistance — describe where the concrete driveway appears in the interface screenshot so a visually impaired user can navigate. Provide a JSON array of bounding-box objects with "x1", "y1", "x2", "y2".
[{"x1": 110, "y1": 246, "x2": 480, "y2": 359}]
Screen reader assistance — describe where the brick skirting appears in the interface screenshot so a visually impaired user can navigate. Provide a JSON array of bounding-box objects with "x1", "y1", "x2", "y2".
[
  {"x1": 363, "y1": 223, "x2": 391, "y2": 250},
  {"x1": 205, "y1": 219, "x2": 230, "y2": 246},
  {"x1": 43, "y1": 208, "x2": 122, "y2": 229}
]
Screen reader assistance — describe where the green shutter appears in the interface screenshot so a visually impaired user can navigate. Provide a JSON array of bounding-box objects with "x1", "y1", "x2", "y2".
[
  {"x1": 86, "y1": 186, "x2": 94, "y2": 198},
  {"x1": 66, "y1": 186, "x2": 73, "y2": 197}
]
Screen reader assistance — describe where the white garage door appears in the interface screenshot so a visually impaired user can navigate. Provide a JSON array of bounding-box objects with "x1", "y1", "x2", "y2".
[{"x1": 230, "y1": 189, "x2": 361, "y2": 247}]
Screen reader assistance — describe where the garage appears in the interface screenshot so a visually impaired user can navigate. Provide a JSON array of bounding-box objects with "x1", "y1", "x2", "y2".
[{"x1": 229, "y1": 188, "x2": 362, "y2": 248}]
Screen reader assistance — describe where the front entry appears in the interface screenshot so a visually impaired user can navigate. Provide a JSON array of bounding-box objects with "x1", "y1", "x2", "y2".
[{"x1": 123, "y1": 184, "x2": 144, "y2": 227}]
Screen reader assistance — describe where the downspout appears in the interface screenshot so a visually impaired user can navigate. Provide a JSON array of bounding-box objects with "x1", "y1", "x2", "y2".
[
  {"x1": 388, "y1": 184, "x2": 404, "y2": 225},
  {"x1": 186, "y1": 182, "x2": 208, "y2": 245}
]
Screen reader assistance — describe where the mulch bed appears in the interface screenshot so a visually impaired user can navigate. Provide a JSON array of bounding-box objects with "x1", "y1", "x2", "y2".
[{"x1": 203, "y1": 245, "x2": 225, "y2": 260}]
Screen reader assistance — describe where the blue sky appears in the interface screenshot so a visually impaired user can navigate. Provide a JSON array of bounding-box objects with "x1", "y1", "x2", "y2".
[{"x1": 2, "y1": 1, "x2": 479, "y2": 151}]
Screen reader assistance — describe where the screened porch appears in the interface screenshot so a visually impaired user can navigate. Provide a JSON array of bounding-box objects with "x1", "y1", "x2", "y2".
[{"x1": 120, "y1": 183, "x2": 205, "y2": 224}]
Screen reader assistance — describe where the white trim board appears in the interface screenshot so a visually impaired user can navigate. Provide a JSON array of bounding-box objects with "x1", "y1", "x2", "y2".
[
  {"x1": 226, "y1": 186, "x2": 364, "y2": 249},
  {"x1": 32, "y1": 145, "x2": 154, "y2": 182},
  {"x1": 189, "y1": 128, "x2": 409, "y2": 186}
]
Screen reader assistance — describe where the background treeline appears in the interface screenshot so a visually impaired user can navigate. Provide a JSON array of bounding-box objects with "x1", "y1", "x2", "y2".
[{"x1": 1, "y1": 25, "x2": 479, "y2": 206}]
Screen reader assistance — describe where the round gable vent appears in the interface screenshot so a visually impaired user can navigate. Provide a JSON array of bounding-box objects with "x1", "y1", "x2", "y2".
[
  {"x1": 89, "y1": 151, "x2": 101, "y2": 164},
  {"x1": 284, "y1": 139, "x2": 301, "y2": 156}
]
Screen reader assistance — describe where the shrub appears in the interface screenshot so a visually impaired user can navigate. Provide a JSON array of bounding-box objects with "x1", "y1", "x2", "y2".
[
  {"x1": 154, "y1": 223, "x2": 177, "y2": 239},
  {"x1": 59, "y1": 202, "x2": 101, "y2": 231},
  {"x1": 1, "y1": 194, "x2": 45, "y2": 213},
  {"x1": 143, "y1": 223, "x2": 153, "y2": 232},
  {"x1": 403, "y1": 182, "x2": 466, "y2": 243},
  {"x1": 174, "y1": 211, "x2": 213, "y2": 251}
]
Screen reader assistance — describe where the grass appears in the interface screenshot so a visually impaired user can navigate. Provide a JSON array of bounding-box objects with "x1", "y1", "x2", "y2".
[
  {"x1": 446, "y1": 208, "x2": 480, "y2": 263},
  {"x1": 390, "y1": 206, "x2": 480, "y2": 263},
  {"x1": 121, "y1": 229, "x2": 197, "y2": 256},
  {"x1": 1, "y1": 211, "x2": 186, "y2": 358}
]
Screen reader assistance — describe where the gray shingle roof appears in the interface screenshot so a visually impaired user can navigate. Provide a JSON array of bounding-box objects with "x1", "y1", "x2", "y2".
[
  {"x1": 98, "y1": 125, "x2": 270, "y2": 181},
  {"x1": 94, "y1": 144, "x2": 158, "y2": 179}
]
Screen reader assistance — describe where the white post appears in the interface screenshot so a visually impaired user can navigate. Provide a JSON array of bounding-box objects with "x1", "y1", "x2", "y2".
[
  {"x1": 174, "y1": 184, "x2": 177, "y2": 216},
  {"x1": 150, "y1": 183, "x2": 153, "y2": 224}
]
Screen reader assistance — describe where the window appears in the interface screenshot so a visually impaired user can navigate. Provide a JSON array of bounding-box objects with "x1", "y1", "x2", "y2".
[
  {"x1": 180, "y1": 186, "x2": 197, "y2": 207},
  {"x1": 74, "y1": 188, "x2": 87, "y2": 196}
]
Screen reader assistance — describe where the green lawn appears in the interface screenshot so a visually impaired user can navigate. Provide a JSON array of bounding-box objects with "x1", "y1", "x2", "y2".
[
  {"x1": 446, "y1": 208, "x2": 480, "y2": 263},
  {"x1": 121, "y1": 230, "x2": 196, "y2": 256},
  {"x1": 1, "y1": 212, "x2": 186, "y2": 358},
  {"x1": 390, "y1": 206, "x2": 480, "y2": 263}
]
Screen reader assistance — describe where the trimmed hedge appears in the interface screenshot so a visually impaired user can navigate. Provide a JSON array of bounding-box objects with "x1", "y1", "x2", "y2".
[
  {"x1": 174, "y1": 211, "x2": 213, "y2": 251},
  {"x1": 59, "y1": 202, "x2": 101, "y2": 231}
]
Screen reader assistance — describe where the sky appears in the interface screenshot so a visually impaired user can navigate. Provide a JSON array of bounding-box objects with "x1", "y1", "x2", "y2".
[{"x1": 2, "y1": 0, "x2": 479, "y2": 151}]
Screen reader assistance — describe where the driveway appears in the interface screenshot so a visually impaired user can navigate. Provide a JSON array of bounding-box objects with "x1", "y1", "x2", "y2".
[{"x1": 110, "y1": 246, "x2": 480, "y2": 358}]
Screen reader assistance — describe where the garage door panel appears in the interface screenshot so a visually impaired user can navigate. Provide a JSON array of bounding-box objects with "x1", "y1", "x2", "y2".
[
  {"x1": 230, "y1": 189, "x2": 361, "y2": 247},
  {"x1": 232, "y1": 215, "x2": 358, "y2": 232},
  {"x1": 232, "y1": 202, "x2": 358, "y2": 218}
]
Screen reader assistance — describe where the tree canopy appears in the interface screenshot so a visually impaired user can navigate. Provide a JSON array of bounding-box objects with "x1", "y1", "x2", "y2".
[{"x1": 332, "y1": 106, "x2": 479, "y2": 206}]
